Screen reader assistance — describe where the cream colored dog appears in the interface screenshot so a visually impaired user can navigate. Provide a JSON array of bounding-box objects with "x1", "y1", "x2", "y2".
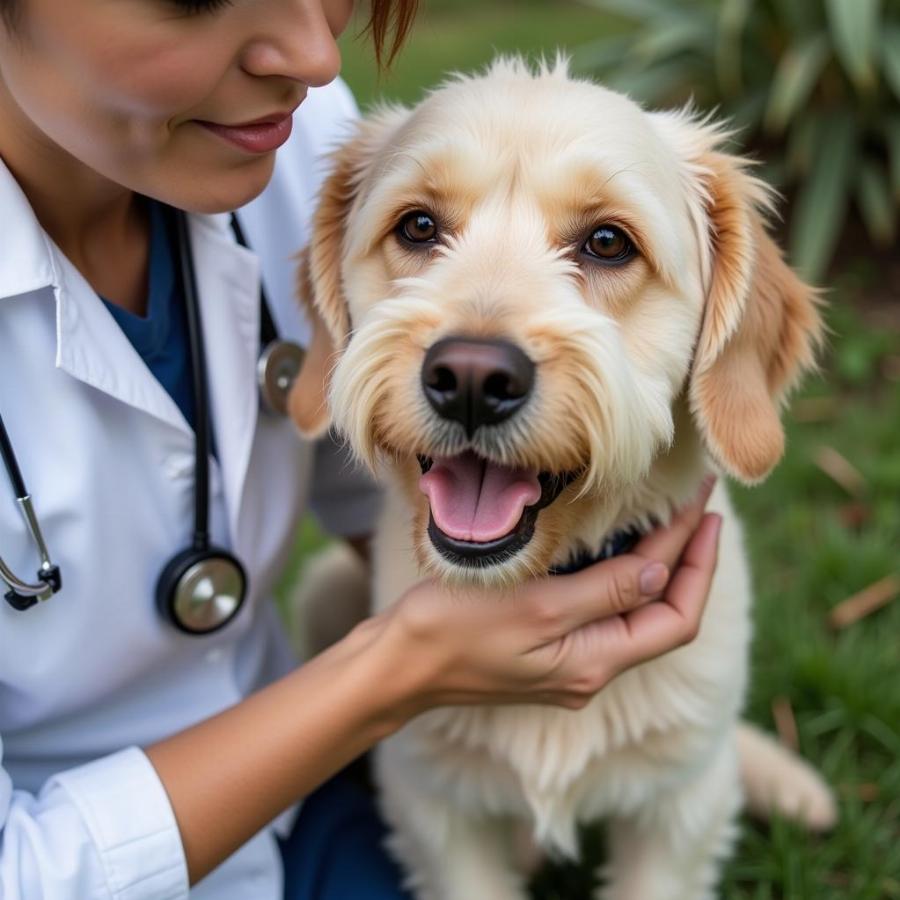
[{"x1": 291, "y1": 58, "x2": 836, "y2": 900}]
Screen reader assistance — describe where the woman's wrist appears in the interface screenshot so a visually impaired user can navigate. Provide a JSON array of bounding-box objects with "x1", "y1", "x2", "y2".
[{"x1": 339, "y1": 603, "x2": 445, "y2": 734}]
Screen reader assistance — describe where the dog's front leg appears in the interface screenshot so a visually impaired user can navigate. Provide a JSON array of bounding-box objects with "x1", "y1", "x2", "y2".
[
  {"x1": 596, "y1": 734, "x2": 742, "y2": 900},
  {"x1": 376, "y1": 742, "x2": 530, "y2": 900}
]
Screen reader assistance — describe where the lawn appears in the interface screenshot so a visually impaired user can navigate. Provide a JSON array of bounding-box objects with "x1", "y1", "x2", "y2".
[
  {"x1": 281, "y1": 2, "x2": 900, "y2": 896},
  {"x1": 529, "y1": 281, "x2": 900, "y2": 900}
]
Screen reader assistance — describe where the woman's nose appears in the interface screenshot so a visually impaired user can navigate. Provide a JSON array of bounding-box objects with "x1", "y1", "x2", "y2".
[{"x1": 240, "y1": 1, "x2": 344, "y2": 87}]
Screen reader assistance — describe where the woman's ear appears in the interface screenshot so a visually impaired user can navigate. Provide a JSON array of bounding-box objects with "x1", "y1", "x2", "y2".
[
  {"x1": 686, "y1": 146, "x2": 824, "y2": 484},
  {"x1": 288, "y1": 106, "x2": 410, "y2": 438}
]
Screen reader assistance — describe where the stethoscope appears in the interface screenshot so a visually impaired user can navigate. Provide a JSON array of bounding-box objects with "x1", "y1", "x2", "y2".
[{"x1": 0, "y1": 207, "x2": 305, "y2": 635}]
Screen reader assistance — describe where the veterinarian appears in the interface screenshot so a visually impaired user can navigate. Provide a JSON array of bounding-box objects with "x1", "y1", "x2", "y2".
[{"x1": 0, "y1": 1, "x2": 724, "y2": 897}]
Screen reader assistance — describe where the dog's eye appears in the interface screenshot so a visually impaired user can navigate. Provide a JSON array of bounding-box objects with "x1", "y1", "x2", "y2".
[
  {"x1": 398, "y1": 211, "x2": 438, "y2": 244},
  {"x1": 582, "y1": 226, "x2": 634, "y2": 263}
]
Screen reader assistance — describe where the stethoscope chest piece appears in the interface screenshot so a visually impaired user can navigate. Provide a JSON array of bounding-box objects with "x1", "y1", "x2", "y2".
[
  {"x1": 156, "y1": 547, "x2": 246, "y2": 635},
  {"x1": 257, "y1": 339, "x2": 305, "y2": 416}
]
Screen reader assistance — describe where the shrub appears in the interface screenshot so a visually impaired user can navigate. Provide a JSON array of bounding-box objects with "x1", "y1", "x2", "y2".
[{"x1": 574, "y1": 0, "x2": 900, "y2": 283}]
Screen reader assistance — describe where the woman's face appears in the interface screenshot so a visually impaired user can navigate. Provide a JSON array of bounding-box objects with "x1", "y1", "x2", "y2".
[{"x1": 0, "y1": 0, "x2": 354, "y2": 211}]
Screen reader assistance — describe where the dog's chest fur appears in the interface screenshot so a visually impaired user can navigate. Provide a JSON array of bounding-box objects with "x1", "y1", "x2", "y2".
[{"x1": 372, "y1": 473, "x2": 752, "y2": 856}]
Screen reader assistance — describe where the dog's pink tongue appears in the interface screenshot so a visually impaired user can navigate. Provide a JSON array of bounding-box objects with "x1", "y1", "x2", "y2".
[{"x1": 419, "y1": 452, "x2": 541, "y2": 543}]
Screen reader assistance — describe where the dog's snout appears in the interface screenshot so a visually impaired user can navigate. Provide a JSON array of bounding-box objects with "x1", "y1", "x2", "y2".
[{"x1": 421, "y1": 338, "x2": 534, "y2": 435}]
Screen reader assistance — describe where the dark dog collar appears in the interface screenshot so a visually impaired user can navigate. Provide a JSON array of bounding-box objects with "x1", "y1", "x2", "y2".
[{"x1": 548, "y1": 528, "x2": 643, "y2": 576}]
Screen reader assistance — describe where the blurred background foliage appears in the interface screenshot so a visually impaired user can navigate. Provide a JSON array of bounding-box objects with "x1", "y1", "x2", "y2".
[
  {"x1": 282, "y1": 2, "x2": 899, "y2": 898},
  {"x1": 576, "y1": 0, "x2": 900, "y2": 285}
]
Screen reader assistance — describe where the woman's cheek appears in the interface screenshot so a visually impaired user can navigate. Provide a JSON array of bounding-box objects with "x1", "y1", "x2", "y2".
[{"x1": 84, "y1": 39, "x2": 224, "y2": 121}]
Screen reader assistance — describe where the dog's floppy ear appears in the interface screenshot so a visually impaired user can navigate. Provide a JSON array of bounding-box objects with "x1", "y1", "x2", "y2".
[
  {"x1": 684, "y1": 143, "x2": 824, "y2": 484},
  {"x1": 288, "y1": 251, "x2": 338, "y2": 437},
  {"x1": 289, "y1": 107, "x2": 409, "y2": 437}
]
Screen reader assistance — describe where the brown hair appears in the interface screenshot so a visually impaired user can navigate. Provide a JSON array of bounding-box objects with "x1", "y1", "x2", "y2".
[{"x1": 368, "y1": 0, "x2": 419, "y2": 66}]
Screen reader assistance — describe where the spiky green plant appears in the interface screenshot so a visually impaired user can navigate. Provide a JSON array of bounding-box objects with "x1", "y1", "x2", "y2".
[{"x1": 574, "y1": 0, "x2": 900, "y2": 283}]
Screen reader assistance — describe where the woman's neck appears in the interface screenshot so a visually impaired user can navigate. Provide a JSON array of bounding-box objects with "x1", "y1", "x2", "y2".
[{"x1": 0, "y1": 77, "x2": 151, "y2": 316}]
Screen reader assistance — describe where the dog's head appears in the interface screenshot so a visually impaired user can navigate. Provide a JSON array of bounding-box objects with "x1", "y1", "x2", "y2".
[{"x1": 291, "y1": 58, "x2": 823, "y2": 584}]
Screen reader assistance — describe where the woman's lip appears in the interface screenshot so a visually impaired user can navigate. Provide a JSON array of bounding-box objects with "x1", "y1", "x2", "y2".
[{"x1": 197, "y1": 114, "x2": 294, "y2": 154}]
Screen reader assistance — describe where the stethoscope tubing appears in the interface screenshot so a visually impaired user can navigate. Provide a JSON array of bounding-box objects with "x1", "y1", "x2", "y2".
[
  {"x1": 170, "y1": 207, "x2": 212, "y2": 551},
  {"x1": 0, "y1": 407, "x2": 28, "y2": 499},
  {"x1": 1, "y1": 205, "x2": 301, "y2": 623},
  {"x1": 0, "y1": 401, "x2": 59, "y2": 600}
]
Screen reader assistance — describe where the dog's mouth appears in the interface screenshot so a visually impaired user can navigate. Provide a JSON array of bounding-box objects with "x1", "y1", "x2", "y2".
[{"x1": 417, "y1": 451, "x2": 578, "y2": 568}]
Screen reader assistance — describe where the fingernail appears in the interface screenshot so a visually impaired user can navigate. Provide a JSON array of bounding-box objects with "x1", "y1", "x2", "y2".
[{"x1": 639, "y1": 562, "x2": 669, "y2": 595}]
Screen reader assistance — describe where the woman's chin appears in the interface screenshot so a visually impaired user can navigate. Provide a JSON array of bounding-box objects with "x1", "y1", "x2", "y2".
[{"x1": 150, "y1": 155, "x2": 276, "y2": 215}]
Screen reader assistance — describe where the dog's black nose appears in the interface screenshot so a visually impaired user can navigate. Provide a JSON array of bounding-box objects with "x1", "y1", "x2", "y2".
[{"x1": 421, "y1": 337, "x2": 535, "y2": 435}]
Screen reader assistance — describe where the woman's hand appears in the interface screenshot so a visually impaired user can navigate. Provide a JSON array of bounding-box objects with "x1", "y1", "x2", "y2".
[{"x1": 377, "y1": 476, "x2": 722, "y2": 716}]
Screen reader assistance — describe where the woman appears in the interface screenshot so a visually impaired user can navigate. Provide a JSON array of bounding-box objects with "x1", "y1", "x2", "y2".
[{"x1": 0, "y1": 1, "x2": 722, "y2": 898}]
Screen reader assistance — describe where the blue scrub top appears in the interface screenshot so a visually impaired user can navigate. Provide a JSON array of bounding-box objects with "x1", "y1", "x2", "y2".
[{"x1": 101, "y1": 200, "x2": 197, "y2": 432}]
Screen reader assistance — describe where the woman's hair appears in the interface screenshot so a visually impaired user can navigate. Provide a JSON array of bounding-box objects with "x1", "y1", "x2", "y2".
[
  {"x1": 369, "y1": 0, "x2": 419, "y2": 66},
  {"x1": 1, "y1": 1, "x2": 420, "y2": 64}
]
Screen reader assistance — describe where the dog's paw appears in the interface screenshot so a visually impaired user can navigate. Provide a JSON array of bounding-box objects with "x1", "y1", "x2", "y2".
[
  {"x1": 754, "y1": 762, "x2": 838, "y2": 832},
  {"x1": 738, "y1": 722, "x2": 838, "y2": 832}
]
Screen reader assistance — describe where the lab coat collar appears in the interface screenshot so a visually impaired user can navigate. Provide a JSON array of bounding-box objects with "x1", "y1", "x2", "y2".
[
  {"x1": 0, "y1": 159, "x2": 261, "y2": 546},
  {"x1": 0, "y1": 158, "x2": 186, "y2": 430},
  {"x1": 0, "y1": 158, "x2": 57, "y2": 301}
]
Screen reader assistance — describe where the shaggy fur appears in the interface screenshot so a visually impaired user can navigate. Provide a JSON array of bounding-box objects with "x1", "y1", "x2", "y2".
[{"x1": 292, "y1": 58, "x2": 835, "y2": 899}]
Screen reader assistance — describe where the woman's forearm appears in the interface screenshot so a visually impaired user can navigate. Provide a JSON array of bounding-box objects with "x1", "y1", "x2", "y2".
[
  {"x1": 145, "y1": 616, "x2": 414, "y2": 886},
  {"x1": 146, "y1": 481, "x2": 719, "y2": 887}
]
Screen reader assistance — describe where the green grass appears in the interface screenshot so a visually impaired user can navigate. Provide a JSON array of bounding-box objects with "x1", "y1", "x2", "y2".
[
  {"x1": 719, "y1": 289, "x2": 900, "y2": 900},
  {"x1": 282, "y1": 4, "x2": 900, "y2": 895},
  {"x1": 528, "y1": 281, "x2": 900, "y2": 899}
]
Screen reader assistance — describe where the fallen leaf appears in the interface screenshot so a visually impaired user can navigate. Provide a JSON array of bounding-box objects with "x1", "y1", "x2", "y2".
[
  {"x1": 771, "y1": 695, "x2": 799, "y2": 751},
  {"x1": 828, "y1": 574, "x2": 900, "y2": 629},
  {"x1": 813, "y1": 446, "x2": 866, "y2": 496}
]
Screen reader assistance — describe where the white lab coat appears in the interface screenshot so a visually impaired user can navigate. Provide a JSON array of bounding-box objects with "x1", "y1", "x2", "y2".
[{"x1": 0, "y1": 79, "x2": 377, "y2": 900}]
